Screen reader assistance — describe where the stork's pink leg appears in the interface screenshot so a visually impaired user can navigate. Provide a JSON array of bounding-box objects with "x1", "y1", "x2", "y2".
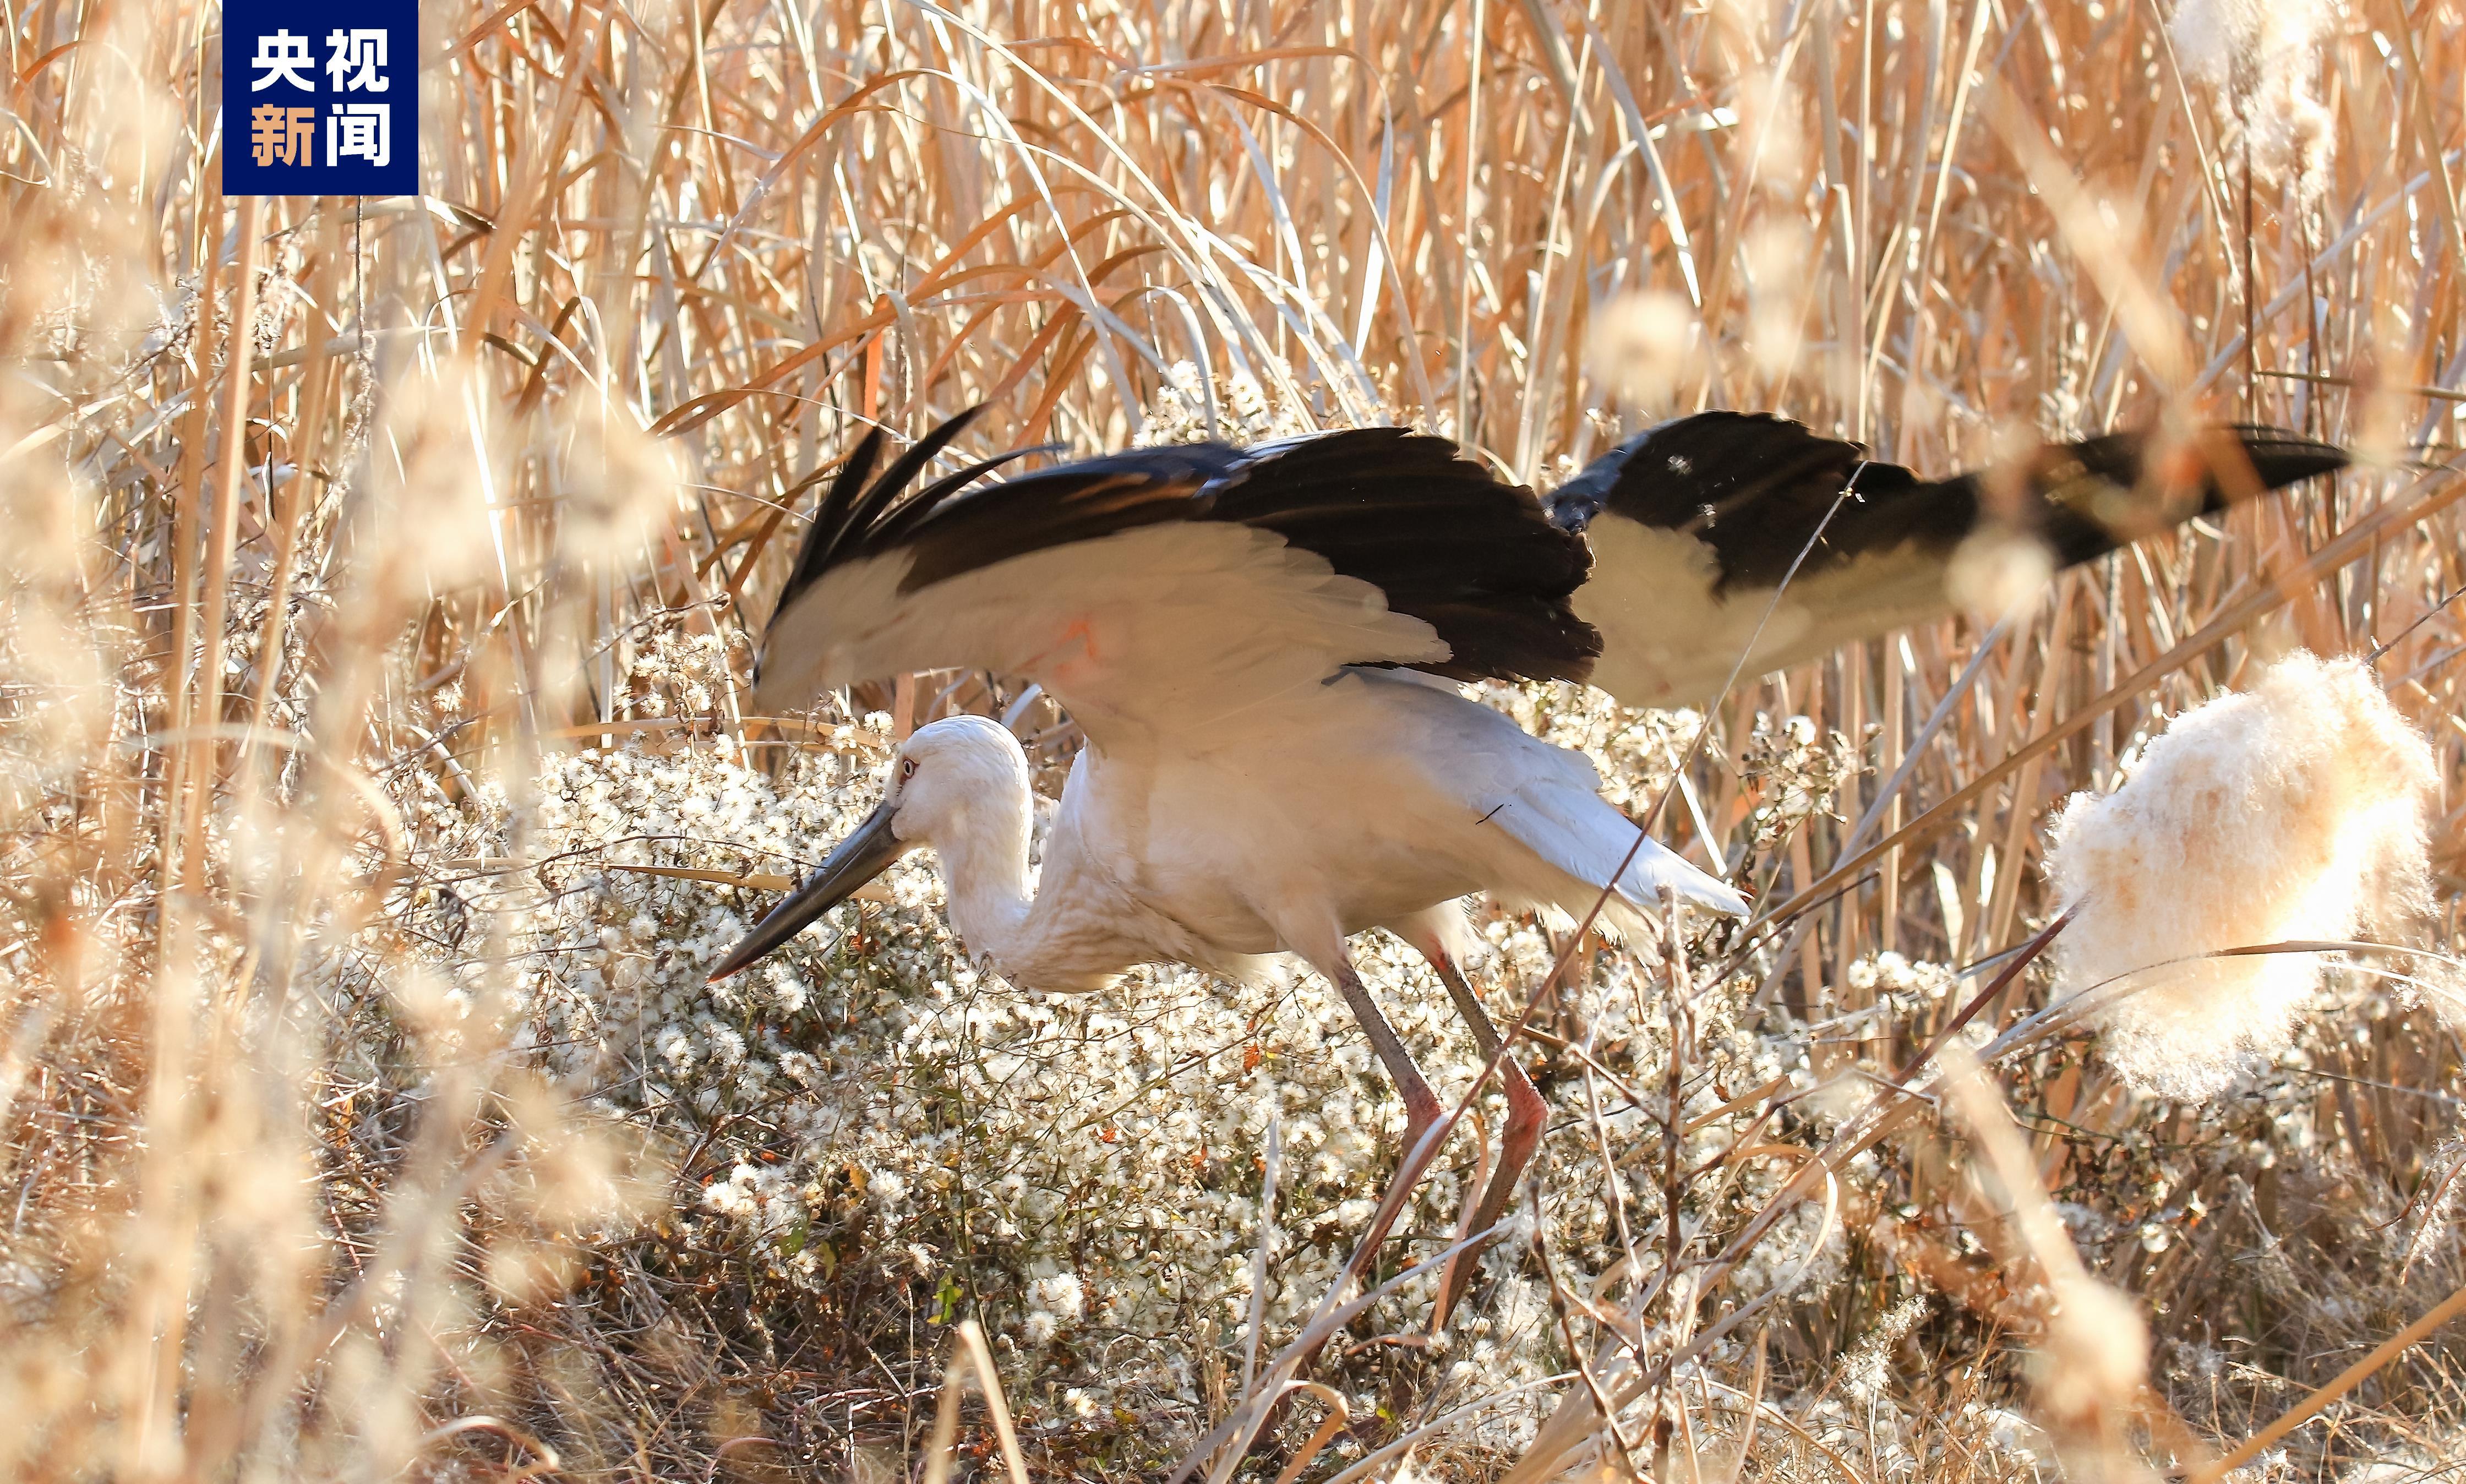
[
  {"x1": 1264, "y1": 957, "x2": 1453, "y2": 1404},
  {"x1": 1328, "y1": 957, "x2": 1444, "y2": 1253},
  {"x1": 1421, "y1": 941, "x2": 1548, "y2": 1328},
  {"x1": 1330, "y1": 959, "x2": 1445, "y2": 1163}
]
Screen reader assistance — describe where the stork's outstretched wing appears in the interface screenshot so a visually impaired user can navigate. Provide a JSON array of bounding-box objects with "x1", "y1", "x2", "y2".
[
  {"x1": 752, "y1": 408, "x2": 1596, "y2": 742},
  {"x1": 1546, "y1": 413, "x2": 2347, "y2": 707}
]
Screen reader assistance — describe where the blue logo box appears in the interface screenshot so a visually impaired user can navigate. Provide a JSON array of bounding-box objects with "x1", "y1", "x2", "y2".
[{"x1": 222, "y1": 2, "x2": 418, "y2": 197}]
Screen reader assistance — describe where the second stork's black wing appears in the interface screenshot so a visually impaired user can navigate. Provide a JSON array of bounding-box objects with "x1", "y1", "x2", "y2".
[{"x1": 1546, "y1": 412, "x2": 2346, "y2": 707}]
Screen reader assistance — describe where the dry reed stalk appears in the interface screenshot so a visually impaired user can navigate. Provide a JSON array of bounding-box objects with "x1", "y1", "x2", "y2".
[{"x1": 177, "y1": 193, "x2": 265, "y2": 879}]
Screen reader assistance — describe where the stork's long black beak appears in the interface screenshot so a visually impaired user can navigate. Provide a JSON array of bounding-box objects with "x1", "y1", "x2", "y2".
[{"x1": 707, "y1": 802, "x2": 907, "y2": 981}]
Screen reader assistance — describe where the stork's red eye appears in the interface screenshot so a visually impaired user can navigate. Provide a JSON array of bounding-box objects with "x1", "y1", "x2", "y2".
[{"x1": 900, "y1": 758, "x2": 918, "y2": 780}]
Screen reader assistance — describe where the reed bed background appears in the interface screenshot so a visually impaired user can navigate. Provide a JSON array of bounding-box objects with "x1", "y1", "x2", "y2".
[{"x1": 2, "y1": 0, "x2": 2463, "y2": 1477}]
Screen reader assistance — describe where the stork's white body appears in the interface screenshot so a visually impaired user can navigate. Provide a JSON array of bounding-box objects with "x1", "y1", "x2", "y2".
[{"x1": 920, "y1": 669, "x2": 1738, "y2": 996}]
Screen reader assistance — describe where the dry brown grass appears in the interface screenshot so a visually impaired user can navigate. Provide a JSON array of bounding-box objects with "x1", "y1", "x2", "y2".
[{"x1": 2, "y1": 0, "x2": 2464, "y2": 1478}]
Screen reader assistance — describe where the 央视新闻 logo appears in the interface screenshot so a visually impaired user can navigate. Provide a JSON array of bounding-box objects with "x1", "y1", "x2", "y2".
[{"x1": 223, "y1": 3, "x2": 418, "y2": 197}]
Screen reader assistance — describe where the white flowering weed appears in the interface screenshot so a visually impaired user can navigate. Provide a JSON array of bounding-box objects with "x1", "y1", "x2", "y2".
[{"x1": 2029, "y1": 1272, "x2": 2150, "y2": 1425}]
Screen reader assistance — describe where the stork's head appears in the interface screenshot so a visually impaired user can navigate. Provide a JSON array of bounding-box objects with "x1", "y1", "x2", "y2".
[{"x1": 707, "y1": 715, "x2": 1030, "y2": 981}]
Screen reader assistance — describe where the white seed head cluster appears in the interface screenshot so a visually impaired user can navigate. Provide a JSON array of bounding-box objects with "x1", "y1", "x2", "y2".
[
  {"x1": 1838, "y1": 1292, "x2": 1930, "y2": 1400},
  {"x1": 1586, "y1": 289, "x2": 1703, "y2": 414},
  {"x1": 1139, "y1": 358, "x2": 1317, "y2": 447},
  {"x1": 1737, "y1": 710, "x2": 1869, "y2": 854},
  {"x1": 2401, "y1": 1134, "x2": 2466, "y2": 1275},
  {"x1": 621, "y1": 626, "x2": 743, "y2": 718},
  {"x1": 1945, "y1": 526, "x2": 2058, "y2": 623}
]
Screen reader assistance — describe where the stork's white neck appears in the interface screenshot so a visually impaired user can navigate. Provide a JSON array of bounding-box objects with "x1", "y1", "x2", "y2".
[
  {"x1": 887, "y1": 718, "x2": 1146, "y2": 991},
  {"x1": 918, "y1": 777, "x2": 1036, "y2": 973}
]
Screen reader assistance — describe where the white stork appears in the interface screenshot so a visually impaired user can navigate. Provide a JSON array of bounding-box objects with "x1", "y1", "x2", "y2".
[{"x1": 707, "y1": 406, "x2": 2341, "y2": 1311}]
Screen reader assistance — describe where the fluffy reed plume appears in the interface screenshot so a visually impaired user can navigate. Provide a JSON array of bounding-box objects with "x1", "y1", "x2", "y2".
[
  {"x1": 2170, "y1": 0, "x2": 2344, "y2": 204},
  {"x1": 1935, "y1": 1046, "x2": 2156, "y2": 1483},
  {"x1": 2031, "y1": 1272, "x2": 2151, "y2": 1426},
  {"x1": 1943, "y1": 527, "x2": 2056, "y2": 622},
  {"x1": 2045, "y1": 651, "x2": 2440, "y2": 1099},
  {"x1": 1585, "y1": 290, "x2": 1701, "y2": 418}
]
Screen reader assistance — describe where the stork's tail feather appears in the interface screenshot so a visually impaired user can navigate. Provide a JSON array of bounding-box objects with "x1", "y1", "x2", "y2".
[
  {"x1": 1486, "y1": 772, "x2": 1749, "y2": 934},
  {"x1": 1616, "y1": 838, "x2": 1750, "y2": 919}
]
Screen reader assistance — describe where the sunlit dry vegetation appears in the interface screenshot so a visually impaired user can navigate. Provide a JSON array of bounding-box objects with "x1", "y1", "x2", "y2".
[{"x1": 2, "y1": 0, "x2": 2464, "y2": 1478}]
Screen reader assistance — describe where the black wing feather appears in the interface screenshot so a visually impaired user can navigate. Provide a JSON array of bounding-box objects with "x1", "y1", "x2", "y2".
[
  {"x1": 1210, "y1": 429, "x2": 1595, "y2": 681},
  {"x1": 762, "y1": 411, "x2": 1598, "y2": 687},
  {"x1": 777, "y1": 425, "x2": 888, "y2": 616}
]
